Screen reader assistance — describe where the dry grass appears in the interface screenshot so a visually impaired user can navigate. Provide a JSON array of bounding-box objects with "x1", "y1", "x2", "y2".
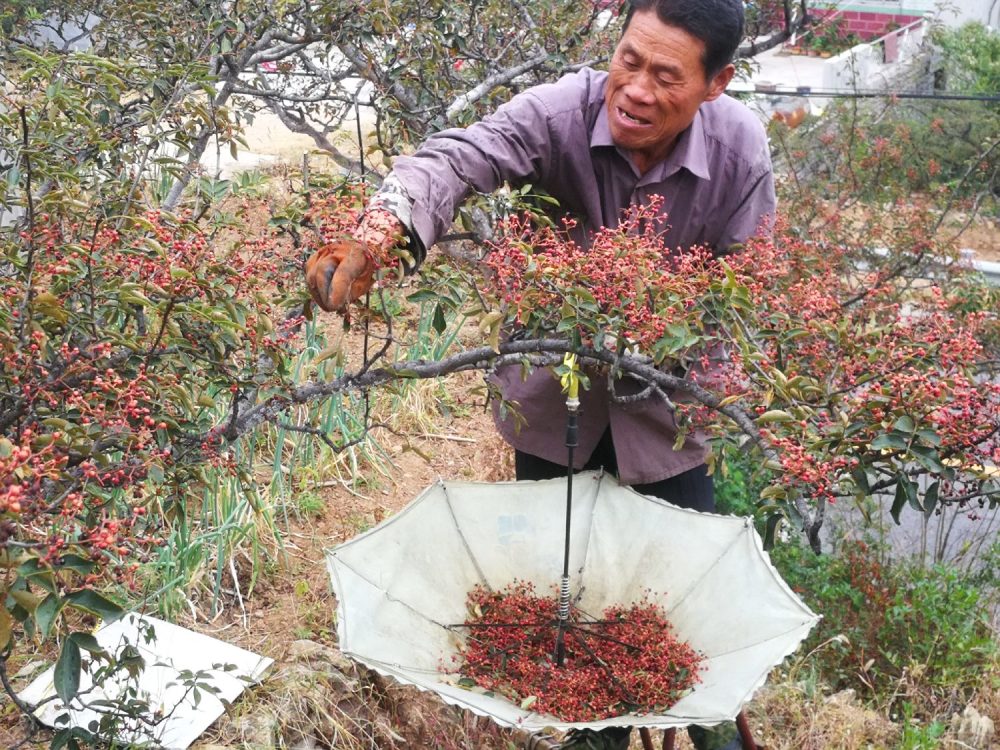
[{"x1": 744, "y1": 683, "x2": 900, "y2": 750}]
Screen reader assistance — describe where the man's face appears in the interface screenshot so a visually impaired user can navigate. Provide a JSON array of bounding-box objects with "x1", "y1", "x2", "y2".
[{"x1": 606, "y1": 9, "x2": 734, "y2": 173}]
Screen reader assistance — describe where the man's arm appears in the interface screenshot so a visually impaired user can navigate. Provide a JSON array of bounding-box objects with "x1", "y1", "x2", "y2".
[
  {"x1": 378, "y1": 89, "x2": 558, "y2": 258},
  {"x1": 305, "y1": 90, "x2": 558, "y2": 313}
]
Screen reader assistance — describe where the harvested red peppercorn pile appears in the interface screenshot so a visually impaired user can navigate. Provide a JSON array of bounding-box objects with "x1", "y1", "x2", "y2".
[{"x1": 455, "y1": 581, "x2": 704, "y2": 722}]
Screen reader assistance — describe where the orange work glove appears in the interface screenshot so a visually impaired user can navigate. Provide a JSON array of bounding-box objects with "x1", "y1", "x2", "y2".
[{"x1": 304, "y1": 239, "x2": 376, "y2": 313}]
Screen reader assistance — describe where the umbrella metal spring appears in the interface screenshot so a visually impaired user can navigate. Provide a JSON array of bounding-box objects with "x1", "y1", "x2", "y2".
[{"x1": 558, "y1": 576, "x2": 571, "y2": 622}]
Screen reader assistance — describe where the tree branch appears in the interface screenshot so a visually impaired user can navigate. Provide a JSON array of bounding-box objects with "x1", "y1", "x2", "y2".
[{"x1": 445, "y1": 52, "x2": 549, "y2": 122}]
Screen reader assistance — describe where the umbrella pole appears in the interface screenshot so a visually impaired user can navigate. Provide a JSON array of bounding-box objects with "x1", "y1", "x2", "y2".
[{"x1": 554, "y1": 356, "x2": 581, "y2": 667}]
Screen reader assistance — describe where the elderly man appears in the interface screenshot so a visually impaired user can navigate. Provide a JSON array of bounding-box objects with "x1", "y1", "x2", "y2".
[{"x1": 308, "y1": 0, "x2": 772, "y2": 747}]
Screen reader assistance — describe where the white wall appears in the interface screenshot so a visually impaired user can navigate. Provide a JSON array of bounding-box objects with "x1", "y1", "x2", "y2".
[
  {"x1": 821, "y1": 19, "x2": 931, "y2": 92},
  {"x1": 942, "y1": 0, "x2": 999, "y2": 27}
]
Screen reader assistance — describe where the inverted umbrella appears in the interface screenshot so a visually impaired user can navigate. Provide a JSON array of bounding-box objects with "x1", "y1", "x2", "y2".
[{"x1": 325, "y1": 471, "x2": 818, "y2": 732}]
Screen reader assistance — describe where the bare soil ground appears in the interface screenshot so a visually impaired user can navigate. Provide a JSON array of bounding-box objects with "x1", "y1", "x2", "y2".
[{"x1": 951, "y1": 219, "x2": 999, "y2": 262}]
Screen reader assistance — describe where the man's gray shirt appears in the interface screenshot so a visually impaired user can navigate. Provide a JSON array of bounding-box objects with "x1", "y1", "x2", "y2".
[{"x1": 382, "y1": 67, "x2": 775, "y2": 484}]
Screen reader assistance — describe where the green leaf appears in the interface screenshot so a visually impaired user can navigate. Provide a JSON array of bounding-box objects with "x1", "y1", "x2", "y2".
[
  {"x1": 915, "y1": 429, "x2": 942, "y2": 447},
  {"x1": 17, "y1": 558, "x2": 57, "y2": 593},
  {"x1": 34, "y1": 593, "x2": 62, "y2": 639},
  {"x1": 64, "y1": 590, "x2": 124, "y2": 623},
  {"x1": 0, "y1": 606, "x2": 12, "y2": 650},
  {"x1": 119, "y1": 644, "x2": 145, "y2": 679},
  {"x1": 432, "y1": 304, "x2": 447, "y2": 335},
  {"x1": 893, "y1": 415, "x2": 915, "y2": 433},
  {"x1": 850, "y1": 466, "x2": 870, "y2": 495},
  {"x1": 891, "y1": 475, "x2": 920, "y2": 524},
  {"x1": 69, "y1": 632, "x2": 108, "y2": 659},
  {"x1": 406, "y1": 289, "x2": 442, "y2": 304},
  {"x1": 756, "y1": 409, "x2": 795, "y2": 424},
  {"x1": 147, "y1": 463, "x2": 165, "y2": 484},
  {"x1": 555, "y1": 316, "x2": 578, "y2": 333},
  {"x1": 923, "y1": 481, "x2": 939, "y2": 519},
  {"x1": 759, "y1": 485, "x2": 787, "y2": 500},
  {"x1": 54, "y1": 638, "x2": 82, "y2": 705},
  {"x1": 312, "y1": 344, "x2": 343, "y2": 366},
  {"x1": 6, "y1": 164, "x2": 21, "y2": 191},
  {"x1": 844, "y1": 421, "x2": 867, "y2": 437},
  {"x1": 9, "y1": 589, "x2": 42, "y2": 613},
  {"x1": 54, "y1": 555, "x2": 95, "y2": 575},
  {"x1": 890, "y1": 479, "x2": 908, "y2": 525},
  {"x1": 870, "y1": 433, "x2": 908, "y2": 451},
  {"x1": 909, "y1": 444, "x2": 945, "y2": 474},
  {"x1": 763, "y1": 512, "x2": 783, "y2": 550}
]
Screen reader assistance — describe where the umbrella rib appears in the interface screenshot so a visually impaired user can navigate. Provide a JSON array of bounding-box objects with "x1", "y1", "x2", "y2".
[
  {"x1": 441, "y1": 482, "x2": 491, "y2": 588},
  {"x1": 662, "y1": 524, "x2": 747, "y2": 615},
  {"x1": 574, "y1": 471, "x2": 603, "y2": 582},
  {"x1": 334, "y1": 557, "x2": 455, "y2": 629},
  {"x1": 702, "y1": 620, "x2": 819, "y2": 659}
]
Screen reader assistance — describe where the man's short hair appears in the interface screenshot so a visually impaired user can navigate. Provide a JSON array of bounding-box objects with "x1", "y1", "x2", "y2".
[{"x1": 624, "y1": 0, "x2": 745, "y2": 78}]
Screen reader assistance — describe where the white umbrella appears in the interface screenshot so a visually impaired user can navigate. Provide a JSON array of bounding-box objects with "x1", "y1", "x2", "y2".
[{"x1": 325, "y1": 471, "x2": 819, "y2": 732}]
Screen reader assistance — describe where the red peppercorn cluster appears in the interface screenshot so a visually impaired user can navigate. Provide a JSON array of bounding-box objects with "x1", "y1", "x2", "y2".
[
  {"x1": 455, "y1": 581, "x2": 704, "y2": 722},
  {"x1": 481, "y1": 203, "x2": 999, "y2": 507},
  {"x1": 484, "y1": 197, "x2": 716, "y2": 356},
  {"x1": 0, "y1": 202, "x2": 308, "y2": 596}
]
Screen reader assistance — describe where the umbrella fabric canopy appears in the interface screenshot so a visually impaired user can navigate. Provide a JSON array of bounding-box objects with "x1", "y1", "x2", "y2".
[{"x1": 325, "y1": 471, "x2": 819, "y2": 732}]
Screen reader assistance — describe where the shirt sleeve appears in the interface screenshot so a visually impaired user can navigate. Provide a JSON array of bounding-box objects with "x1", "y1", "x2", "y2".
[{"x1": 373, "y1": 90, "x2": 557, "y2": 267}]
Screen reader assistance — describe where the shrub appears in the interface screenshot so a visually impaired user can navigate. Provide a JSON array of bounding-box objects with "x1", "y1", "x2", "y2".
[
  {"x1": 714, "y1": 443, "x2": 773, "y2": 521},
  {"x1": 772, "y1": 539, "x2": 997, "y2": 714}
]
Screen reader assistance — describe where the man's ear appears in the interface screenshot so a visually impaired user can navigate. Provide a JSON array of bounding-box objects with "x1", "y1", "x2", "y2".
[{"x1": 705, "y1": 63, "x2": 736, "y2": 102}]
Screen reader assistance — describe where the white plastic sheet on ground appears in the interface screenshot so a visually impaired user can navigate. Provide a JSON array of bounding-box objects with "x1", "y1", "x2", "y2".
[
  {"x1": 326, "y1": 471, "x2": 820, "y2": 732},
  {"x1": 20, "y1": 613, "x2": 272, "y2": 749}
]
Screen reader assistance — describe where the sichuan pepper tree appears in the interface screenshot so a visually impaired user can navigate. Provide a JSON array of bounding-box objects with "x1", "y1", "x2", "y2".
[
  {"x1": 0, "y1": 41, "x2": 337, "y2": 744},
  {"x1": 477, "y1": 199, "x2": 999, "y2": 551},
  {"x1": 4, "y1": 0, "x2": 620, "y2": 207},
  {"x1": 0, "y1": 205, "x2": 312, "y2": 741}
]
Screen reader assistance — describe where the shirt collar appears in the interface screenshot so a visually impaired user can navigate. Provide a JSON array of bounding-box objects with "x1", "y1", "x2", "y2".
[{"x1": 591, "y1": 104, "x2": 712, "y2": 182}]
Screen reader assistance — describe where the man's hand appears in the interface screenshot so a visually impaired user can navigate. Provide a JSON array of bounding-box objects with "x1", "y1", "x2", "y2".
[{"x1": 305, "y1": 239, "x2": 375, "y2": 313}]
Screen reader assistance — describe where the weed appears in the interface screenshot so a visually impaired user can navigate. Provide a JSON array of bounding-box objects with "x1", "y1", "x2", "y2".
[
  {"x1": 897, "y1": 702, "x2": 947, "y2": 749},
  {"x1": 343, "y1": 511, "x2": 373, "y2": 535},
  {"x1": 714, "y1": 443, "x2": 773, "y2": 519},
  {"x1": 294, "y1": 491, "x2": 326, "y2": 519}
]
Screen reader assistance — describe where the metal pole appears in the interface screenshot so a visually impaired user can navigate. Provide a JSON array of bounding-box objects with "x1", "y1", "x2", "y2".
[{"x1": 554, "y1": 355, "x2": 580, "y2": 666}]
